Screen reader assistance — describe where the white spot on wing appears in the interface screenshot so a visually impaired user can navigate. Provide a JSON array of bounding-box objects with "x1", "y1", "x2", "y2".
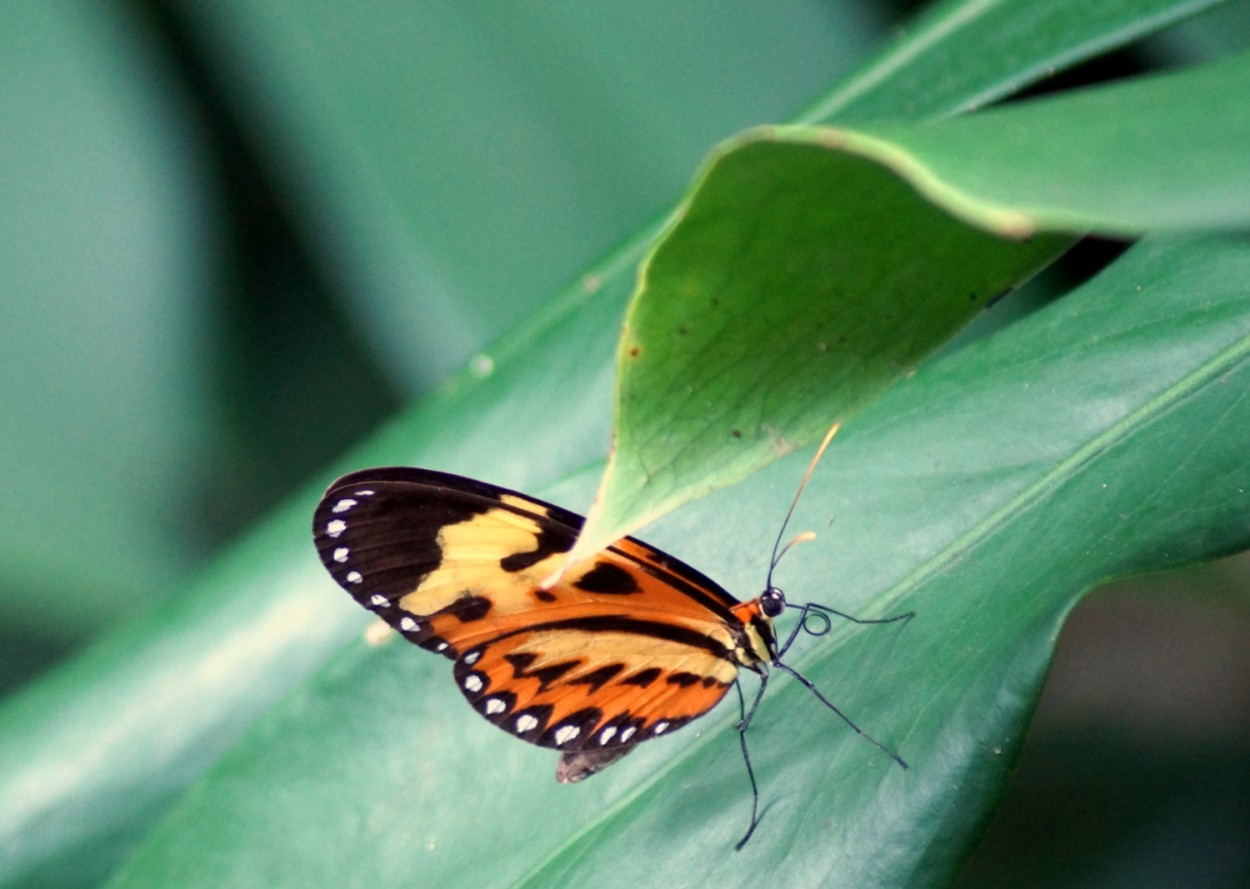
[
  {"x1": 333, "y1": 547, "x2": 349, "y2": 563},
  {"x1": 463, "y1": 650, "x2": 481, "y2": 665},
  {"x1": 463, "y1": 674, "x2": 483, "y2": 693},
  {"x1": 619, "y1": 726, "x2": 637, "y2": 743},
  {"x1": 515, "y1": 714, "x2": 539, "y2": 733},
  {"x1": 346, "y1": 571, "x2": 363, "y2": 584},
  {"x1": 354, "y1": 489, "x2": 375, "y2": 496},
  {"x1": 369, "y1": 594, "x2": 387, "y2": 608},
  {"x1": 331, "y1": 499, "x2": 357, "y2": 514},
  {"x1": 554, "y1": 725, "x2": 580, "y2": 746},
  {"x1": 325, "y1": 519, "x2": 347, "y2": 537},
  {"x1": 653, "y1": 721, "x2": 669, "y2": 735},
  {"x1": 599, "y1": 726, "x2": 617, "y2": 745},
  {"x1": 435, "y1": 641, "x2": 448, "y2": 652},
  {"x1": 399, "y1": 616, "x2": 418, "y2": 632},
  {"x1": 485, "y1": 698, "x2": 506, "y2": 715}
]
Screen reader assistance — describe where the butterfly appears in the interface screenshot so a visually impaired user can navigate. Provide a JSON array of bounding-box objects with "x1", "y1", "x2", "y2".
[{"x1": 313, "y1": 434, "x2": 910, "y2": 848}]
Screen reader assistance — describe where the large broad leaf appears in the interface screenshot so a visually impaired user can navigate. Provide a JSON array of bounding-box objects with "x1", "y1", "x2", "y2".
[
  {"x1": 803, "y1": 0, "x2": 1236, "y2": 123},
  {"x1": 108, "y1": 234, "x2": 1250, "y2": 887},
  {"x1": 0, "y1": 1, "x2": 1234, "y2": 887},
  {"x1": 573, "y1": 51, "x2": 1250, "y2": 559}
]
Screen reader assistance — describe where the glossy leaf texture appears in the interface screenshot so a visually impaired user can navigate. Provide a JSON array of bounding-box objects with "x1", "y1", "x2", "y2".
[
  {"x1": 805, "y1": 0, "x2": 1234, "y2": 123},
  {"x1": 0, "y1": 1, "x2": 1240, "y2": 887},
  {"x1": 575, "y1": 50, "x2": 1250, "y2": 559},
  {"x1": 109, "y1": 234, "x2": 1250, "y2": 887}
]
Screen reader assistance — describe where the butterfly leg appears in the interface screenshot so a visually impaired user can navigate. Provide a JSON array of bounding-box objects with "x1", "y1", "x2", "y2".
[
  {"x1": 733, "y1": 670, "x2": 771, "y2": 851},
  {"x1": 773, "y1": 660, "x2": 908, "y2": 770},
  {"x1": 775, "y1": 612, "x2": 809, "y2": 660}
]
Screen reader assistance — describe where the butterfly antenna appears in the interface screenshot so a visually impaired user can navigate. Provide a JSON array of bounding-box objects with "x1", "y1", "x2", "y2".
[{"x1": 766, "y1": 421, "x2": 841, "y2": 589}]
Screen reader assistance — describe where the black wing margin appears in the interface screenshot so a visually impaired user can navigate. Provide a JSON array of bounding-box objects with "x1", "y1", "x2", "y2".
[{"x1": 312, "y1": 467, "x2": 584, "y2": 658}]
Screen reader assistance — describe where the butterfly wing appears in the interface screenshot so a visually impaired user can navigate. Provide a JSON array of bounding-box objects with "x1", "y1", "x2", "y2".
[{"x1": 313, "y1": 467, "x2": 756, "y2": 767}]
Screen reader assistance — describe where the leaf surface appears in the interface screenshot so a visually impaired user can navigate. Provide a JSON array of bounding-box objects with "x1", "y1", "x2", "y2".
[
  {"x1": 574, "y1": 51, "x2": 1250, "y2": 558},
  {"x1": 110, "y1": 235, "x2": 1250, "y2": 887}
]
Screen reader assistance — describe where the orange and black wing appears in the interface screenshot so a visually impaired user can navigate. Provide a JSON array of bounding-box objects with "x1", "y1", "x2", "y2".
[{"x1": 313, "y1": 467, "x2": 753, "y2": 765}]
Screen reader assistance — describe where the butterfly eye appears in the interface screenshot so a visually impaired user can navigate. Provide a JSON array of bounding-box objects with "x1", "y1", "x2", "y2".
[{"x1": 760, "y1": 587, "x2": 786, "y2": 617}]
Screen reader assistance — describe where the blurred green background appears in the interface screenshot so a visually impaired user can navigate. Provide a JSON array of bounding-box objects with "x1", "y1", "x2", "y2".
[{"x1": 2, "y1": 1, "x2": 1247, "y2": 885}]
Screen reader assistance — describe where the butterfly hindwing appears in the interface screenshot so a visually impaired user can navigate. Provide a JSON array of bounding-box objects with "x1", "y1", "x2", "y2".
[
  {"x1": 451, "y1": 603, "x2": 742, "y2": 753},
  {"x1": 313, "y1": 468, "x2": 756, "y2": 761}
]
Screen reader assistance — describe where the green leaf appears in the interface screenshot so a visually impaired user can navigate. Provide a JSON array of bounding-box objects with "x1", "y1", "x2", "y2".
[
  {"x1": 0, "y1": 1, "x2": 1234, "y2": 886},
  {"x1": 857, "y1": 50, "x2": 1250, "y2": 233},
  {"x1": 108, "y1": 234, "x2": 1250, "y2": 888},
  {"x1": 575, "y1": 50, "x2": 1250, "y2": 558},
  {"x1": 570, "y1": 134, "x2": 1066, "y2": 561},
  {"x1": 0, "y1": 259, "x2": 632, "y2": 889},
  {"x1": 807, "y1": 0, "x2": 1234, "y2": 123}
]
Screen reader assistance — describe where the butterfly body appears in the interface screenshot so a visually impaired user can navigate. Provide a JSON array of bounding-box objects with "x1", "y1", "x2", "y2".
[{"x1": 314, "y1": 467, "x2": 781, "y2": 778}]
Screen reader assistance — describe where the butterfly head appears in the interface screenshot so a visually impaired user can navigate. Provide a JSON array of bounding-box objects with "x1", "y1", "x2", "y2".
[{"x1": 759, "y1": 586, "x2": 786, "y2": 617}]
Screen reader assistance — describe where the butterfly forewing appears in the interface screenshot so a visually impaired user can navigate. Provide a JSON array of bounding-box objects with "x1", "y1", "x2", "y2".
[{"x1": 313, "y1": 468, "x2": 759, "y2": 762}]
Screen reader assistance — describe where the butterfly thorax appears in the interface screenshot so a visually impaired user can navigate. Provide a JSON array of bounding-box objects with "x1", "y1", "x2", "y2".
[{"x1": 729, "y1": 595, "x2": 781, "y2": 670}]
